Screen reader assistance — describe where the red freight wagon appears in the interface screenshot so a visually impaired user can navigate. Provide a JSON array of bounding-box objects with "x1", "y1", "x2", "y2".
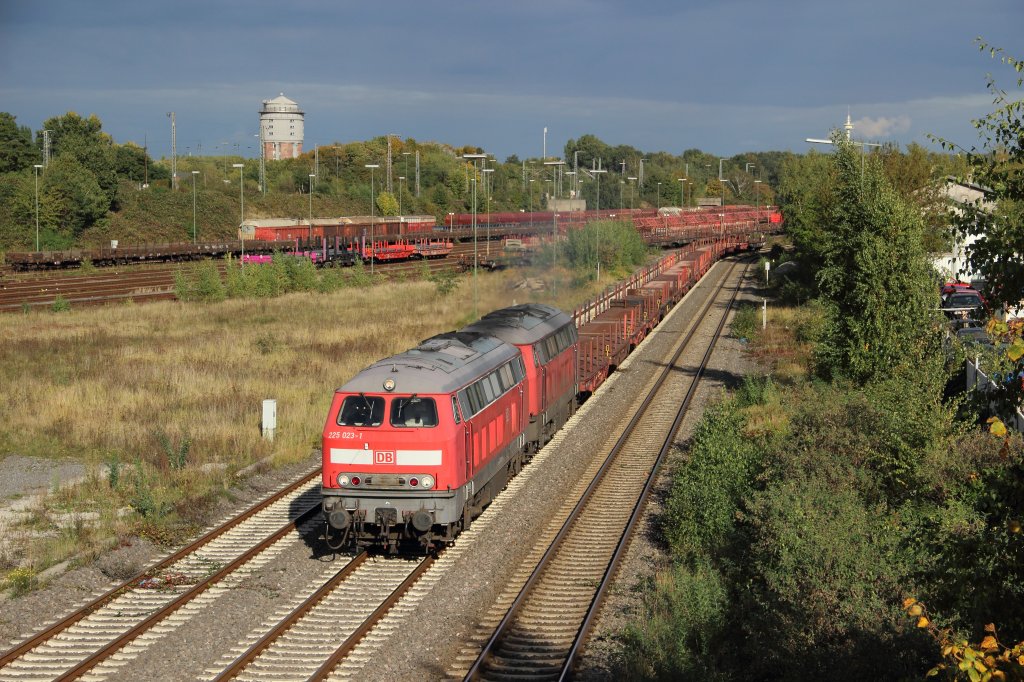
[
  {"x1": 613, "y1": 294, "x2": 659, "y2": 337},
  {"x1": 412, "y1": 238, "x2": 454, "y2": 259},
  {"x1": 360, "y1": 239, "x2": 417, "y2": 262},
  {"x1": 633, "y1": 282, "x2": 673, "y2": 320},
  {"x1": 591, "y1": 298, "x2": 647, "y2": 348},
  {"x1": 576, "y1": 308, "x2": 634, "y2": 396}
]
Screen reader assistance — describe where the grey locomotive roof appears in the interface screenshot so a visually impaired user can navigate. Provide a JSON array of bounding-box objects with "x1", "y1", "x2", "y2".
[
  {"x1": 338, "y1": 331, "x2": 520, "y2": 395},
  {"x1": 462, "y1": 304, "x2": 574, "y2": 345}
]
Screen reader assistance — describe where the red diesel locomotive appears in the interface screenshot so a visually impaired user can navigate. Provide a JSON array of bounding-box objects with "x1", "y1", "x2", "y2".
[{"x1": 322, "y1": 304, "x2": 577, "y2": 552}]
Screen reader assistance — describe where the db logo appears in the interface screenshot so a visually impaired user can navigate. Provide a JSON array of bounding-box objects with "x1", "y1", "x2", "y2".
[{"x1": 374, "y1": 451, "x2": 396, "y2": 465}]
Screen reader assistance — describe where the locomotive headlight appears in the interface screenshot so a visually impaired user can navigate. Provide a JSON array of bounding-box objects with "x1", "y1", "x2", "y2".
[
  {"x1": 420, "y1": 475, "x2": 435, "y2": 490},
  {"x1": 337, "y1": 474, "x2": 350, "y2": 487}
]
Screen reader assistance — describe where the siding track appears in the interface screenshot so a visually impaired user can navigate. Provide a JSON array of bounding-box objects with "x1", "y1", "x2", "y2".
[{"x1": 456, "y1": 259, "x2": 747, "y2": 681}]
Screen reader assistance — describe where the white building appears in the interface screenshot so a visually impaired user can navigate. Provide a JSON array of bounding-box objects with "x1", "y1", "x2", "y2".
[
  {"x1": 932, "y1": 178, "x2": 991, "y2": 283},
  {"x1": 259, "y1": 94, "x2": 304, "y2": 160}
]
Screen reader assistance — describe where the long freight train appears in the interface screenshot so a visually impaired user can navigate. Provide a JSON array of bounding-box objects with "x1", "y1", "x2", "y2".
[
  {"x1": 4, "y1": 205, "x2": 780, "y2": 271},
  {"x1": 320, "y1": 235, "x2": 740, "y2": 552}
]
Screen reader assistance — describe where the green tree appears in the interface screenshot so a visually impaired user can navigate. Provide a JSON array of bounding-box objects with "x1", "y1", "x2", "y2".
[
  {"x1": 42, "y1": 154, "x2": 109, "y2": 239},
  {"x1": 113, "y1": 143, "x2": 150, "y2": 185},
  {"x1": 814, "y1": 134, "x2": 940, "y2": 382},
  {"x1": 0, "y1": 112, "x2": 39, "y2": 174},
  {"x1": 40, "y1": 112, "x2": 118, "y2": 208},
  {"x1": 376, "y1": 191, "x2": 398, "y2": 216},
  {"x1": 934, "y1": 41, "x2": 1024, "y2": 313}
]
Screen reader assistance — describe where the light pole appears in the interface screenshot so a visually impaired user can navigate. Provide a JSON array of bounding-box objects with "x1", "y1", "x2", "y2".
[
  {"x1": 462, "y1": 153, "x2": 487, "y2": 317},
  {"x1": 543, "y1": 160, "x2": 565, "y2": 281},
  {"x1": 232, "y1": 163, "x2": 245, "y2": 261},
  {"x1": 628, "y1": 176, "x2": 637, "y2": 210},
  {"x1": 590, "y1": 165, "x2": 607, "y2": 279},
  {"x1": 33, "y1": 164, "x2": 43, "y2": 251},
  {"x1": 398, "y1": 176, "x2": 405, "y2": 217},
  {"x1": 678, "y1": 178, "x2": 686, "y2": 209},
  {"x1": 754, "y1": 179, "x2": 762, "y2": 224},
  {"x1": 308, "y1": 174, "x2": 316, "y2": 242},
  {"x1": 191, "y1": 170, "x2": 200, "y2": 244},
  {"x1": 483, "y1": 167, "x2": 494, "y2": 255},
  {"x1": 447, "y1": 212, "x2": 454, "y2": 230},
  {"x1": 656, "y1": 181, "x2": 662, "y2": 209},
  {"x1": 365, "y1": 164, "x2": 379, "y2": 275},
  {"x1": 529, "y1": 179, "x2": 535, "y2": 225}
]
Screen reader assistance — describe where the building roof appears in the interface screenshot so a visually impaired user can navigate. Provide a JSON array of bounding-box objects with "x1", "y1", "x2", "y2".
[
  {"x1": 265, "y1": 93, "x2": 297, "y2": 105},
  {"x1": 337, "y1": 331, "x2": 521, "y2": 395}
]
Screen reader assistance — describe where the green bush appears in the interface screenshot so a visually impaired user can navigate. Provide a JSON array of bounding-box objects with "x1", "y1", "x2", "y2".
[
  {"x1": 730, "y1": 303, "x2": 759, "y2": 341},
  {"x1": 662, "y1": 399, "x2": 763, "y2": 564},
  {"x1": 175, "y1": 260, "x2": 226, "y2": 302},
  {"x1": 621, "y1": 560, "x2": 730, "y2": 681},
  {"x1": 563, "y1": 220, "x2": 647, "y2": 272},
  {"x1": 428, "y1": 267, "x2": 460, "y2": 296},
  {"x1": 51, "y1": 295, "x2": 70, "y2": 312}
]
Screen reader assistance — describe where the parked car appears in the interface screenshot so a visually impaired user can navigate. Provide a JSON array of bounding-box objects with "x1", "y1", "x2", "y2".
[
  {"x1": 955, "y1": 325, "x2": 994, "y2": 349},
  {"x1": 941, "y1": 281, "x2": 975, "y2": 297},
  {"x1": 942, "y1": 289, "x2": 986, "y2": 319}
]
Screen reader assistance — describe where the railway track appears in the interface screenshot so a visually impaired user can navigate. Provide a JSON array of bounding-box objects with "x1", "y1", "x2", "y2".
[
  {"x1": 451, "y1": 259, "x2": 746, "y2": 681},
  {"x1": 207, "y1": 553, "x2": 433, "y2": 681},
  {"x1": 0, "y1": 246, "x2": 478, "y2": 312},
  {"x1": 0, "y1": 468, "x2": 322, "y2": 681}
]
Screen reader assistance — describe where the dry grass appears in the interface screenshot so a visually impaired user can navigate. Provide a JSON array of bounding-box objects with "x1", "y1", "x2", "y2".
[
  {"x1": 0, "y1": 265, "x2": 602, "y2": 576},
  {"x1": 748, "y1": 303, "x2": 821, "y2": 384}
]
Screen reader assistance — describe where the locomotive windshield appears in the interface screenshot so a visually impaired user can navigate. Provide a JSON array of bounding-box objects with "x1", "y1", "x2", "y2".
[
  {"x1": 390, "y1": 396, "x2": 438, "y2": 428},
  {"x1": 337, "y1": 395, "x2": 385, "y2": 427}
]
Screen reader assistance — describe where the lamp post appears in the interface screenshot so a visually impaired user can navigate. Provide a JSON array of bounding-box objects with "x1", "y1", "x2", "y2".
[
  {"x1": 447, "y1": 212, "x2": 454, "y2": 230},
  {"x1": 529, "y1": 179, "x2": 535, "y2": 225},
  {"x1": 754, "y1": 179, "x2": 762, "y2": 225},
  {"x1": 191, "y1": 170, "x2": 200, "y2": 244},
  {"x1": 627, "y1": 176, "x2": 637, "y2": 211},
  {"x1": 232, "y1": 163, "x2": 245, "y2": 261},
  {"x1": 462, "y1": 153, "x2": 487, "y2": 317},
  {"x1": 365, "y1": 164, "x2": 379, "y2": 276},
  {"x1": 308, "y1": 174, "x2": 316, "y2": 242},
  {"x1": 678, "y1": 178, "x2": 686, "y2": 209},
  {"x1": 483, "y1": 167, "x2": 494, "y2": 255},
  {"x1": 398, "y1": 176, "x2": 405, "y2": 217},
  {"x1": 33, "y1": 164, "x2": 43, "y2": 251},
  {"x1": 543, "y1": 160, "x2": 565, "y2": 281},
  {"x1": 590, "y1": 165, "x2": 607, "y2": 279}
]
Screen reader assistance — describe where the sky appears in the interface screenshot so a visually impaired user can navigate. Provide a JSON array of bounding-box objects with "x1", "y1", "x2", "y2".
[{"x1": 1, "y1": 0, "x2": 1021, "y2": 164}]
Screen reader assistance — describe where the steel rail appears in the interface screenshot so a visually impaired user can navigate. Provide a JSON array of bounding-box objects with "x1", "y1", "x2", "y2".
[
  {"x1": 0, "y1": 467, "x2": 320, "y2": 668},
  {"x1": 53, "y1": 502, "x2": 322, "y2": 681},
  {"x1": 464, "y1": 258, "x2": 745, "y2": 681},
  {"x1": 309, "y1": 554, "x2": 437, "y2": 681},
  {"x1": 561, "y1": 259, "x2": 747, "y2": 679},
  {"x1": 211, "y1": 551, "x2": 370, "y2": 681}
]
